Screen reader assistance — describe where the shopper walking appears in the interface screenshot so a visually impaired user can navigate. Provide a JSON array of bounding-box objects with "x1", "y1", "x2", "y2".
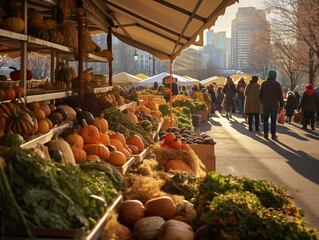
[
  {"x1": 237, "y1": 77, "x2": 247, "y2": 117},
  {"x1": 284, "y1": 91, "x2": 298, "y2": 124},
  {"x1": 298, "y1": 84, "x2": 319, "y2": 130},
  {"x1": 259, "y1": 70, "x2": 284, "y2": 140},
  {"x1": 222, "y1": 76, "x2": 236, "y2": 119},
  {"x1": 244, "y1": 76, "x2": 262, "y2": 131},
  {"x1": 208, "y1": 84, "x2": 217, "y2": 114},
  {"x1": 216, "y1": 87, "x2": 224, "y2": 113}
]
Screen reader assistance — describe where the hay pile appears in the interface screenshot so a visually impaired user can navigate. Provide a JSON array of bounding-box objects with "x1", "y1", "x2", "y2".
[
  {"x1": 150, "y1": 143, "x2": 206, "y2": 177},
  {"x1": 124, "y1": 158, "x2": 184, "y2": 204}
]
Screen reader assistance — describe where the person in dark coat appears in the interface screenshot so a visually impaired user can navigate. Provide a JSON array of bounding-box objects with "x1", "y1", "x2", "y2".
[
  {"x1": 284, "y1": 91, "x2": 298, "y2": 124},
  {"x1": 222, "y1": 76, "x2": 236, "y2": 119},
  {"x1": 293, "y1": 85, "x2": 300, "y2": 106},
  {"x1": 259, "y1": 70, "x2": 284, "y2": 140},
  {"x1": 244, "y1": 76, "x2": 262, "y2": 131},
  {"x1": 298, "y1": 84, "x2": 319, "y2": 130},
  {"x1": 216, "y1": 87, "x2": 224, "y2": 113},
  {"x1": 236, "y1": 77, "x2": 247, "y2": 116},
  {"x1": 208, "y1": 84, "x2": 217, "y2": 113},
  {"x1": 153, "y1": 81, "x2": 158, "y2": 90}
]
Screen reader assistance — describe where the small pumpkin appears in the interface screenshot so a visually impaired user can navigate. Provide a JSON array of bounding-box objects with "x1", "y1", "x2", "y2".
[
  {"x1": 79, "y1": 119, "x2": 100, "y2": 144},
  {"x1": 39, "y1": 104, "x2": 51, "y2": 117},
  {"x1": 169, "y1": 139, "x2": 182, "y2": 149},
  {"x1": 181, "y1": 141, "x2": 190, "y2": 151},
  {"x1": 145, "y1": 196, "x2": 177, "y2": 219},
  {"x1": 109, "y1": 132, "x2": 126, "y2": 146},
  {"x1": 120, "y1": 148, "x2": 131, "y2": 158},
  {"x1": 107, "y1": 151, "x2": 126, "y2": 166},
  {"x1": 164, "y1": 159, "x2": 193, "y2": 173},
  {"x1": 93, "y1": 114, "x2": 108, "y2": 132},
  {"x1": 86, "y1": 154, "x2": 100, "y2": 161},
  {"x1": 71, "y1": 147, "x2": 87, "y2": 163},
  {"x1": 48, "y1": 111, "x2": 64, "y2": 125},
  {"x1": 127, "y1": 144, "x2": 139, "y2": 154},
  {"x1": 157, "y1": 220, "x2": 194, "y2": 240},
  {"x1": 119, "y1": 200, "x2": 145, "y2": 227},
  {"x1": 83, "y1": 68, "x2": 93, "y2": 82},
  {"x1": 145, "y1": 102, "x2": 157, "y2": 111},
  {"x1": 44, "y1": 118, "x2": 53, "y2": 128},
  {"x1": 164, "y1": 132, "x2": 175, "y2": 144},
  {"x1": 27, "y1": 101, "x2": 40, "y2": 111},
  {"x1": 99, "y1": 131, "x2": 110, "y2": 145},
  {"x1": 114, "y1": 224, "x2": 131, "y2": 240},
  {"x1": 52, "y1": 108, "x2": 67, "y2": 121},
  {"x1": 13, "y1": 86, "x2": 25, "y2": 98},
  {"x1": 125, "y1": 112, "x2": 138, "y2": 124},
  {"x1": 37, "y1": 119, "x2": 50, "y2": 134},
  {"x1": 86, "y1": 144, "x2": 110, "y2": 161},
  {"x1": 33, "y1": 108, "x2": 46, "y2": 121},
  {"x1": 65, "y1": 131, "x2": 84, "y2": 149},
  {"x1": 3, "y1": 17, "x2": 25, "y2": 33},
  {"x1": 0, "y1": 131, "x2": 23, "y2": 147},
  {"x1": 3, "y1": 86, "x2": 16, "y2": 100},
  {"x1": 133, "y1": 216, "x2": 165, "y2": 240},
  {"x1": 109, "y1": 138, "x2": 124, "y2": 152},
  {"x1": 126, "y1": 135, "x2": 144, "y2": 152}
]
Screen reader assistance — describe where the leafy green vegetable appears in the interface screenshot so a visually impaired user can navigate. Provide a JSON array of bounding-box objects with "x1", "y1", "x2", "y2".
[{"x1": 102, "y1": 107, "x2": 153, "y2": 147}]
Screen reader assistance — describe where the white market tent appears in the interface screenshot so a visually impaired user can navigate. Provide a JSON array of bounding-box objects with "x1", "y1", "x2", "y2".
[
  {"x1": 112, "y1": 72, "x2": 142, "y2": 86},
  {"x1": 201, "y1": 76, "x2": 226, "y2": 87},
  {"x1": 88, "y1": 0, "x2": 238, "y2": 61},
  {"x1": 139, "y1": 72, "x2": 194, "y2": 87}
]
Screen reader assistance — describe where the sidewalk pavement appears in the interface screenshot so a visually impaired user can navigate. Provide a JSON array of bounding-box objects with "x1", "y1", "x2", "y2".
[{"x1": 200, "y1": 112, "x2": 319, "y2": 235}]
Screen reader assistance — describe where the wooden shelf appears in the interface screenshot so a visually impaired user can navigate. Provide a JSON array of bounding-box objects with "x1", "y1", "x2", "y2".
[
  {"x1": 21, "y1": 122, "x2": 73, "y2": 149},
  {"x1": 115, "y1": 157, "x2": 135, "y2": 175},
  {"x1": 132, "y1": 147, "x2": 150, "y2": 162},
  {"x1": 26, "y1": 91, "x2": 78, "y2": 103},
  {"x1": 0, "y1": 29, "x2": 27, "y2": 49},
  {"x1": 117, "y1": 101, "x2": 137, "y2": 112},
  {"x1": 93, "y1": 86, "x2": 113, "y2": 94},
  {"x1": 27, "y1": 36, "x2": 74, "y2": 55},
  {"x1": 85, "y1": 53, "x2": 109, "y2": 63}
]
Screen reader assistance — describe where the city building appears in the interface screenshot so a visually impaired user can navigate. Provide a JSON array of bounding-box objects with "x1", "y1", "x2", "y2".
[{"x1": 231, "y1": 7, "x2": 268, "y2": 72}]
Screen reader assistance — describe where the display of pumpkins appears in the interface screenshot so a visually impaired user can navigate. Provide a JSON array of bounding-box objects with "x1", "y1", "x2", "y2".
[{"x1": 3, "y1": 17, "x2": 25, "y2": 33}]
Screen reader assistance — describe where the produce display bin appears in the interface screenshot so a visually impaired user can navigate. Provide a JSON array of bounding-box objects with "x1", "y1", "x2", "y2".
[
  {"x1": 189, "y1": 144, "x2": 216, "y2": 171},
  {"x1": 115, "y1": 157, "x2": 135, "y2": 174},
  {"x1": 132, "y1": 147, "x2": 150, "y2": 162},
  {"x1": 193, "y1": 109, "x2": 208, "y2": 122}
]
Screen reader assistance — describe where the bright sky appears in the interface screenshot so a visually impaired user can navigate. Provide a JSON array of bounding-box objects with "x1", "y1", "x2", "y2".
[{"x1": 211, "y1": 0, "x2": 263, "y2": 38}]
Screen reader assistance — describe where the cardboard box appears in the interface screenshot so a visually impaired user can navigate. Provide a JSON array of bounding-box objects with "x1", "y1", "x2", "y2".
[{"x1": 189, "y1": 144, "x2": 215, "y2": 171}]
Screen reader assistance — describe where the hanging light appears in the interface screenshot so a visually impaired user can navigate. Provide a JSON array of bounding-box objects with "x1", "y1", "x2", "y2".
[{"x1": 134, "y1": 49, "x2": 138, "y2": 61}]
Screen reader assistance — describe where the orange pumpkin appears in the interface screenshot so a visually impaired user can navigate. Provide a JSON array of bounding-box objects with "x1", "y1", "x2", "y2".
[
  {"x1": 65, "y1": 131, "x2": 84, "y2": 149},
  {"x1": 144, "y1": 196, "x2": 177, "y2": 219},
  {"x1": 72, "y1": 147, "x2": 87, "y2": 163},
  {"x1": 151, "y1": 110, "x2": 162, "y2": 120},
  {"x1": 181, "y1": 142, "x2": 190, "y2": 151},
  {"x1": 83, "y1": 143, "x2": 100, "y2": 151},
  {"x1": 121, "y1": 148, "x2": 131, "y2": 158},
  {"x1": 109, "y1": 138, "x2": 124, "y2": 152},
  {"x1": 87, "y1": 154, "x2": 100, "y2": 161},
  {"x1": 86, "y1": 144, "x2": 110, "y2": 161},
  {"x1": 39, "y1": 104, "x2": 51, "y2": 117},
  {"x1": 119, "y1": 200, "x2": 145, "y2": 227},
  {"x1": 3, "y1": 86, "x2": 16, "y2": 100},
  {"x1": 108, "y1": 151, "x2": 126, "y2": 166},
  {"x1": 126, "y1": 135, "x2": 144, "y2": 152},
  {"x1": 164, "y1": 160, "x2": 193, "y2": 173},
  {"x1": 31, "y1": 118, "x2": 38, "y2": 135},
  {"x1": 128, "y1": 107, "x2": 136, "y2": 113},
  {"x1": 44, "y1": 118, "x2": 53, "y2": 128},
  {"x1": 145, "y1": 102, "x2": 157, "y2": 111},
  {"x1": 99, "y1": 132, "x2": 110, "y2": 145},
  {"x1": 0, "y1": 115, "x2": 6, "y2": 131},
  {"x1": 110, "y1": 132, "x2": 126, "y2": 146},
  {"x1": 13, "y1": 86, "x2": 25, "y2": 98},
  {"x1": 33, "y1": 108, "x2": 46, "y2": 121},
  {"x1": 79, "y1": 119, "x2": 100, "y2": 144},
  {"x1": 93, "y1": 114, "x2": 108, "y2": 133},
  {"x1": 37, "y1": 119, "x2": 50, "y2": 134},
  {"x1": 28, "y1": 101, "x2": 40, "y2": 111}
]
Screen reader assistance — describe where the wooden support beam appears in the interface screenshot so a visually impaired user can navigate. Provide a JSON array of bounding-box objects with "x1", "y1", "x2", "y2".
[
  {"x1": 77, "y1": 1, "x2": 84, "y2": 106},
  {"x1": 107, "y1": 26, "x2": 113, "y2": 86}
]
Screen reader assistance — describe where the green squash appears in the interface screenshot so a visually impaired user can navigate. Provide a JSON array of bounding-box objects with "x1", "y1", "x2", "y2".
[
  {"x1": 48, "y1": 149, "x2": 63, "y2": 162},
  {"x1": 0, "y1": 131, "x2": 24, "y2": 147}
]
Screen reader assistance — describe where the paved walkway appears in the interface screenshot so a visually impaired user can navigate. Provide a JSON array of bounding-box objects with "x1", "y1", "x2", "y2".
[{"x1": 200, "y1": 112, "x2": 319, "y2": 235}]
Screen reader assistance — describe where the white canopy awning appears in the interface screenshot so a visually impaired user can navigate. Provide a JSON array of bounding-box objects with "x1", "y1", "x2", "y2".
[
  {"x1": 112, "y1": 72, "x2": 142, "y2": 86},
  {"x1": 139, "y1": 72, "x2": 194, "y2": 87},
  {"x1": 86, "y1": 0, "x2": 238, "y2": 61}
]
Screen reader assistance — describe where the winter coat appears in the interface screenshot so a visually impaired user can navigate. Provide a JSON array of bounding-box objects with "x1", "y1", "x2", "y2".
[
  {"x1": 237, "y1": 80, "x2": 246, "y2": 99},
  {"x1": 216, "y1": 88, "x2": 224, "y2": 106},
  {"x1": 208, "y1": 89, "x2": 217, "y2": 103},
  {"x1": 222, "y1": 83, "x2": 236, "y2": 112},
  {"x1": 244, "y1": 80, "x2": 262, "y2": 114},
  {"x1": 299, "y1": 92, "x2": 319, "y2": 113},
  {"x1": 284, "y1": 94, "x2": 298, "y2": 117},
  {"x1": 259, "y1": 77, "x2": 284, "y2": 112}
]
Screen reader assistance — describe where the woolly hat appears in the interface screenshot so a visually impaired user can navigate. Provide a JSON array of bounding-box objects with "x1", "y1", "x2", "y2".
[
  {"x1": 267, "y1": 70, "x2": 277, "y2": 79},
  {"x1": 306, "y1": 84, "x2": 313, "y2": 89}
]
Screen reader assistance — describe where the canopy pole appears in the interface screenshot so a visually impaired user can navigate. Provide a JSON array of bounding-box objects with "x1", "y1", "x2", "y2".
[
  {"x1": 169, "y1": 59, "x2": 172, "y2": 127},
  {"x1": 107, "y1": 26, "x2": 113, "y2": 86}
]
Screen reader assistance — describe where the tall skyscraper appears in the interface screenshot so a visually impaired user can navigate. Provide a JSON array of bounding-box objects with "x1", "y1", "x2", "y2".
[{"x1": 231, "y1": 7, "x2": 268, "y2": 72}]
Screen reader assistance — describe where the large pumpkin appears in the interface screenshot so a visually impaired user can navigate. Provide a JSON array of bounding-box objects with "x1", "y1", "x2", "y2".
[
  {"x1": 93, "y1": 114, "x2": 108, "y2": 133},
  {"x1": 79, "y1": 119, "x2": 100, "y2": 144},
  {"x1": 133, "y1": 216, "x2": 165, "y2": 240},
  {"x1": 37, "y1": 119, "x2": 50, "y2": 134},
  {"x1": 86, "y1": 144, "x2": 110, "y2": 161},
  {"x1": 164, "y1": 159, "x2": 193, "y2": 173},
  {"x1": 109, "y1": 133, "x2": 126, "y2": 146},
  {"x1": 3, "y1": 17, "x2": 25, "y2": 33},
  {"x1": 33, "y1": 108, "x2": 46, "y2": 121},
  {"x1": 119, "y1": 200, "x2": 145, "y2": 227},
  {"x1": 99, "y1": 132, "x2": 110, "y2": 145},
  {"x1": 65, "y1": 131, "x2": 84, "y2": 149},
  {"x1": 109, "y1": 138, "x2": 124, "y2": 152},
  {"x1": 108, "y1": 151, "x2": 126, "y2": 166},
  {"x1": 5, "y1": 108, "x2": 34, "y2": 138},
  {"x1": 126, "y1": 135, "x2": 144, "y2": 152},
  {"x1": 47, "y1": 134, "x2": 76, "y2": 165},
  {"x1": 144, "y1": 196, "x2": 177, "y2": 219},
  {"x1": 0, "y1": 102, "x2": 14, "y2": 117},
  {"x1": 71, "y1": 147, "x2": 87, "y2": 163}
]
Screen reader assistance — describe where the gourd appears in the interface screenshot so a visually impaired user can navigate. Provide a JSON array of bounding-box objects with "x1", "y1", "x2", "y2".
[
  {"x1": 65, "y1": 131, "x2": 84, "y2": 149},
  {"x1": 0, "y1": 131, "x2": 23, "y2": 147},
  {"x1": 109, "y1": 139, "x2": 124, "y2": 152},
  {"x1": 93, "y1": 114, "x2": 108, "y2": 132},
  {"x1": 57, "y1": 105, "x2": 76, "y2": 121},
  {"x1": 3, "y1": 17, "x2": 25, "y2": 33},
  {"x1": 86, "y1": 144, "x2": 110, "y2": 161},
  {"x1": 9, "y1": 67, "x2": 32, "y2": 80},
  {"x1": 77, "y1": 110, "x2": 94, "y2": 126},
  {"x1": 108, "y1": 151, "x2": 126, "y2": 166},
  {"x1": 79, "y1": 119, "x2": 100, "y2": 144},
  {"x1": 164, "y1": 159, "x2": 193, "y2": 173},
  {"x1": 52, "y1": 108, "x2": 67, "y2": 121},
  {"x1": 133, "y1": 216, "x2": 165, "y2": 240},
  {"x1": 157, "y1": 220, "x2": 194, "y2": 240},
  {"x1": 139, "y1": 120, "x2": 153, "y2": 133},
  {"x1": 13, "y1": 86, "x2": 25, "y2": 98},
  {"x1": 175, "y1": 200, "x2": 197, "y2": 224},
  {"x1": 128, "y1": 144, "x2": 139, "y2": 154},
  {"x1": 144, "y1": 196, "x2": 176, "y2": 219},
  {"x1": 37, "y1": 119, "x2": 50, "y2": 134},
  {"x1": 47, "y1": 134, "x2": 76, "y2": 165},
  {"x1": 126, "y1": 135, "x2": 144, "y2": 152},
  {"x1": 71, "y1": 147, "x2": 87, "y2": 163},
  {"x1": 43, "y1": 18, "x2": 57, "y2": 30},
  {"x1": 33, "y1": 108, "x2": 46, "y2": 121},
  {"x1": 109, "y1": 133, "x2": 126, "y2": 146},
  {"x1": 86, "y1": 154, "x2": 100, "y2": 161},
  {"x1": 125, "y1": 112, "x2": 139, "y2": 124},
  {"x1": 5, "y1": 108, "x2": 34, "y2": 138},
  {"x1": 119, "y1": 200, "x2": 145, "y2": 227},
  {"x1": 49, "y1": 149, "x2": 63, "y2": 162}
]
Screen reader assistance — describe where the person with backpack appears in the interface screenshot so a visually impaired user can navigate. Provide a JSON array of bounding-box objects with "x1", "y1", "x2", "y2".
[{"x1": 236, "y1": 77, "x2": 247, "y2": 117}]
